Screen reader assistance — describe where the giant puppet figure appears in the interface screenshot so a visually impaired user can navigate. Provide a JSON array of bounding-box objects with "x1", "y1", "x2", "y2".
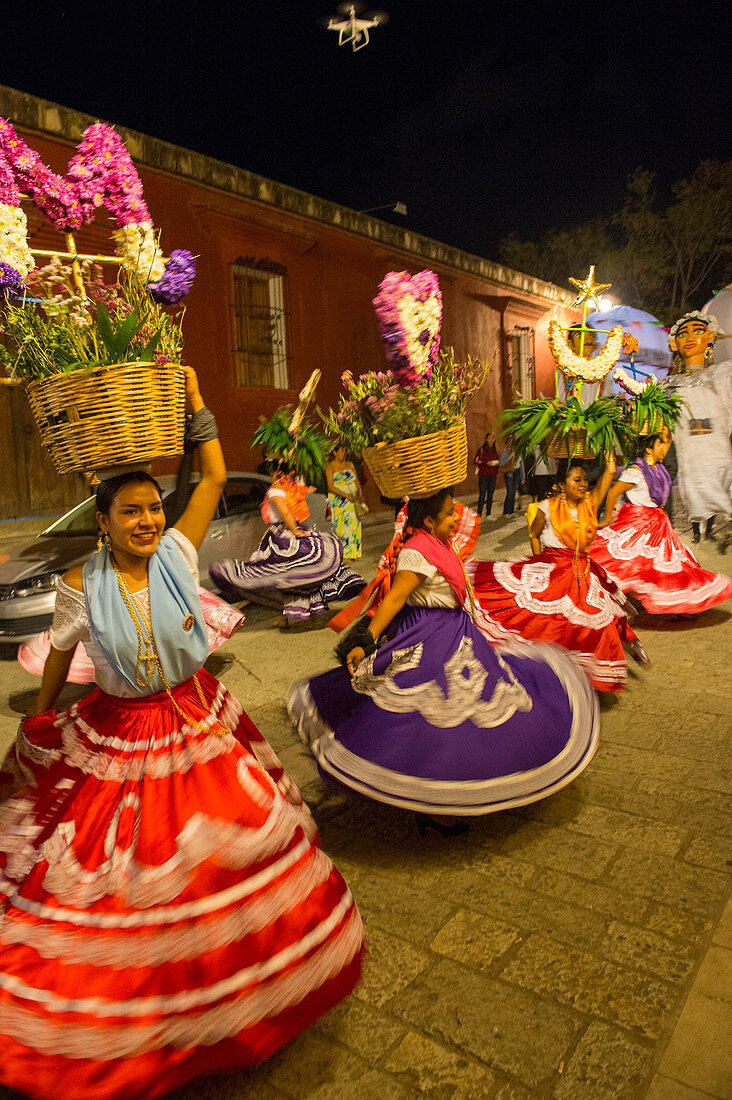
[{"x1": 666, "y1": 311, "x2": 732, "y2": 546}]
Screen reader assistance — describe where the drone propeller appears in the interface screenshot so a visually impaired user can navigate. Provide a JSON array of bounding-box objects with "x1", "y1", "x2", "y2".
[{"x1": 332, "y1": 1, "x2": 389, "y2": 22}]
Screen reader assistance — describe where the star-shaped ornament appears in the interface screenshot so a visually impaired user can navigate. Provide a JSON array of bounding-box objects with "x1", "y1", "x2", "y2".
[{"x1": 568, "y1": 266, "x2": 612, "y2": 310}]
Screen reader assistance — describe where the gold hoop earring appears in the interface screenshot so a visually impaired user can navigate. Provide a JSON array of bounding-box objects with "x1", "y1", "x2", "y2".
[{"x1": 560, "y1": 488, "x2": 567, "y2": 503}]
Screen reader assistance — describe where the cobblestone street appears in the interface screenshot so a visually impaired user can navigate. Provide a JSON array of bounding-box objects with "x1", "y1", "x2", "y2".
[{"x1": 0, "y1": 500, "x2": 729, "y2": 1100}]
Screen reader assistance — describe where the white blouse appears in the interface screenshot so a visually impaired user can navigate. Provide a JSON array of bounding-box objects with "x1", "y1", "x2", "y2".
[
  {"x1": 537, "y1": 499, "x2": 579, "y2": 550},
  {"x1": 261, "y1": 486, "x2": 287, "y2": 524},
  {"x1": 48, "y1": 528, "x2": 199, "y2": 698},
  {"x1": 396, "y1": 547, "x2": 460, "y2": 609},
  {"x1": 617, "y1": 465, "x2": 656, "y2": 509}
]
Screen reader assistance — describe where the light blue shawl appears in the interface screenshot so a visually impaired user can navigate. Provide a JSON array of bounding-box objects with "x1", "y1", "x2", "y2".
[{"x1": 82, "y1": 531, "x2": 209, "y2": 695}]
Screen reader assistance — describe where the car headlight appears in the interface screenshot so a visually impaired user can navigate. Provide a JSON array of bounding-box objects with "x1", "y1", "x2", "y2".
[{"x1": 2, "y1": 572, "x2": 62, "y2": 599}]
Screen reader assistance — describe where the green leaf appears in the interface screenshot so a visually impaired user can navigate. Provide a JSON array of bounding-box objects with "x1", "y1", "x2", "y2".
[
  {"x1": 113, "y1": 307, "x2": 144, "y2": 361},
  {"x1": 94, "y1": 304, "x2": 116, "y2": 361}
]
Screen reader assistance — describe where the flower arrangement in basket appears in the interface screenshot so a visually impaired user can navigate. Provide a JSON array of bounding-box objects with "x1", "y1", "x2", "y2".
[
  {"x1": 502, "y1": 266, "x2": 635, "y2": 462},
  {"x1": 323, "y1": 270, "x2": 488, "y2": 497},
  {"x1": 613, "y1": 368, "x2": 684, "y2": 435},
  {"x1": 0, "y1": 117, "x2": 198, "y2": 477}
]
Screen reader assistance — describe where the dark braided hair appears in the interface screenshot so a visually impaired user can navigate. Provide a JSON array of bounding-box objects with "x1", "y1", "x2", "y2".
[{"x1": 405, "y1": 488, "x2": 453, "y2": 533}]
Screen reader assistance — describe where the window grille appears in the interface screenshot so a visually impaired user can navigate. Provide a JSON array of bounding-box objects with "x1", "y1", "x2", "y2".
[
  {"x1": 230, "y1": 258, "x2": 290, "y2": 388},
  {"x1": 510, "y1": 327, "x2": 535, "y2": 399}
]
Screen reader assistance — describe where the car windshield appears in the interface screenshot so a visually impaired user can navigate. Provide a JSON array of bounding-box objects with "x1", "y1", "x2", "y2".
[{"x1": 41, "y1": 498, "x2": 98, "y2": 536}]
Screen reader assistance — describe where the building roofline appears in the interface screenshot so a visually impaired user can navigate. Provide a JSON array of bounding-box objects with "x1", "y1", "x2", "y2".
[{"x1": 0, "y1": 83, "x2": 571, "y2": 307}]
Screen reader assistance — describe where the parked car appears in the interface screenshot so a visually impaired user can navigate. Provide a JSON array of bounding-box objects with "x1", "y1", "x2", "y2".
[{"x1": 0, "y1": 473, "x2": 331, "y2": 642}]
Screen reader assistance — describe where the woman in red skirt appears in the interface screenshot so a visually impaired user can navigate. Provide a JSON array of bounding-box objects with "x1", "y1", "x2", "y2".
[
  {"x1": 470, "y1": 456, "x2": 650, "y2": 692},
  {"x1": 0, "y1": 369, "x2": 363, "y2": 1100},
  {"x1": 591, "y1": 433, "x2": 732, "y2": 614}
]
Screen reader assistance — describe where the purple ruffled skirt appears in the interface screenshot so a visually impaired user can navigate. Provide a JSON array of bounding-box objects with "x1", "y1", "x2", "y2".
[
  {"x1": 210, "y1": 523, "x2": 366, "y2": 622},
  {"x1": 288, "y1": 606, "x2": 599, "y2": 815}
]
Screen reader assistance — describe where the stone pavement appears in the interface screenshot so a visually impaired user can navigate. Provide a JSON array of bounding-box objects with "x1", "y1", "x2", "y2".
[{"x1": 0, "y1": 497, "x2": 729, "y2": 1100}]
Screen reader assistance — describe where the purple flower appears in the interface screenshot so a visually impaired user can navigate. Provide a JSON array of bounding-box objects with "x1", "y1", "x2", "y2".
[
  {"x1": 0, "y1": 262, "x2": 24, "y2": 292},
  {"x1": 149, "y1": 250, "x2": 197, "y2": 303}
]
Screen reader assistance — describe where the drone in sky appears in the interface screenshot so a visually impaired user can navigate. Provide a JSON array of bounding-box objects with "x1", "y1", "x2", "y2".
[{"x1": 324, "y1": 2, "x2": 389, "y2": 52}]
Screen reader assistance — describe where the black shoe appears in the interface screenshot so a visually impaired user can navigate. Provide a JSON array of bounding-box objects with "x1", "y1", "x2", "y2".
[
  {"x1": 692, "y1": 524, "x2": 701, "y2": 544},
  {"x1": 629, "y1": 640, "x2": 651, "y2": 668},
  {"x1": 416, "y1": 813, "x2": 470, "y2": 837},
  {"x1": 705, "y1": 518, "x2": 717, "y2": 542}
]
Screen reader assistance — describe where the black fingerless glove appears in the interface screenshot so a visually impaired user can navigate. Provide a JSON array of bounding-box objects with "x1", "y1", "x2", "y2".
[
  {"x1": 334, "y1": 616, "x2": 378, "y2": 667},
  {"x1": 184, "y1": 406, "x2": 219, "y2": 452}
]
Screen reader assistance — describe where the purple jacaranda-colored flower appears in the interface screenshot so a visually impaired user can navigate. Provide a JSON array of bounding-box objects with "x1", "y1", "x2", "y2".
[
  {"x1": 149, "y1": 250, "x2": 196, "y2": 303},
  {"x1": 0, "y1": 262, "x2": 24, "y2": 291}
]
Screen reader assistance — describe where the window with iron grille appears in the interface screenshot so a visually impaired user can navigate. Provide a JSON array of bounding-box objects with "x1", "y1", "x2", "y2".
[
  {"x1": 510, "y1": 327, "x2": 536, "y2": 399},
  {"x1": 230, "y1": 258, "x2": 291, "y2": 389}
]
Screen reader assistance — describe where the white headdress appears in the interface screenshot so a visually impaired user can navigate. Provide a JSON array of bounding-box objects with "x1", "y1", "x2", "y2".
[{"x1": 668, "y1": 311, "x2": 719, "y2": 341}]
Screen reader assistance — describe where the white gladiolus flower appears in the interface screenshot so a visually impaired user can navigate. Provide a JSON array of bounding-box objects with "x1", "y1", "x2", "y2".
[
  {"x1": 0, "y1": 203, "x2": 35, "y2": 279},
  {"x1": 113, "y1": 222, "x2": 166, "y2": 285}
]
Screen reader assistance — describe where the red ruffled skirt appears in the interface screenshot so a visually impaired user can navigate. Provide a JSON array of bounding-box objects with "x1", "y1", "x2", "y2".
[
  {"x1": 0, "y1": 669, "x2": 363, "y2": 1100},
  {"x1": 591, "y1": 503, "x2": 732, "y2": 615},
  {"x1": 469, "y1": 548, "x2": 636, "y2": 692}
]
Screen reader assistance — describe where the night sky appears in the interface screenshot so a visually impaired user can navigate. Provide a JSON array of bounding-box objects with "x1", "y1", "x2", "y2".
[{"x1": 1, "y1": 0, "x2": 729, "y2": 261}]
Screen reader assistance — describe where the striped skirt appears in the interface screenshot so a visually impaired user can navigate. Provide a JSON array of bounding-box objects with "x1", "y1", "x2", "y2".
[
  {"x1": 210, "y1": 523, "x2": 366, "y2": 622},
  {"x1": 0, "y1": 669, "x2": 363, "y2": 1099}
]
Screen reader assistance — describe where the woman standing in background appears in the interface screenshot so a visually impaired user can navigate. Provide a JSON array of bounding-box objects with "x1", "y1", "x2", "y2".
[{"x1": 474, "y1": 432, "x2": 500, "y2": 517}]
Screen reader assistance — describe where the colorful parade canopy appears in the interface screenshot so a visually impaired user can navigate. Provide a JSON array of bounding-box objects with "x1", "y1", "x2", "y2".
[
  {"x1": 702, "y1": 286, "x2": 732, "y2": 362},
  {"x1": 586, "y1": 305, "x2": 671, "y2": 394}
]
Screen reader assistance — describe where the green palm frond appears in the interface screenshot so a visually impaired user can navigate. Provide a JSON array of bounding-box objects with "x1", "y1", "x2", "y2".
[
  {"x1": 253, "y1": 408, "x2": 331, "y2": 485},
  {"x1": 501, "y1": 396, "x2": 638, "y2": 460}
]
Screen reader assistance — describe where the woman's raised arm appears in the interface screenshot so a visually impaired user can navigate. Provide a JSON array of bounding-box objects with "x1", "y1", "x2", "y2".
[
  {"x1": 173, "y1": 367, "x2": 227, "y2": 551},
  {"x1": 591, "y1": 454, "x2": 616, "y2": 511},
  {"x1": 529, "y1": 509, "x2": 545, "y2": 556},
  {"x1": 598, "y1": 476, "x2": 634, "y2": 528}
]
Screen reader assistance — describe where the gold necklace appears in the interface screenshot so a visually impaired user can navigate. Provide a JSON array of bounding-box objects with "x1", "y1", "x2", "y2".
[{"x1": 109, "y1": 554, "x2": 230, "y2": 737}]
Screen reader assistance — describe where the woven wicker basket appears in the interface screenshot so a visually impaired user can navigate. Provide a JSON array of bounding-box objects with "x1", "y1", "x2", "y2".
[
  {"x1": 362, "y1": 421, "x2": 468, "y2": 498},
  {"x1": 546, "y1": 429, "x2": 597, "y2": 460},
  {"x1": 25, "y1": 362, "x2": 186, "y2": 476},
  {"x1": 632, "y1": 414, "x2": 667, "y2": 435}
]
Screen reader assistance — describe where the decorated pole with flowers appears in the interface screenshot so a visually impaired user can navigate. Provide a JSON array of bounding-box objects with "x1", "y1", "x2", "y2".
[
  {"x1": 372, "y1": 270, "x2": 442, "y2": 386},
  {"x1": 0, "y1": 118, "x2": 196, "y2": 302},
  {"x1": 323, "y1": 270, "x2": 488, "y2": 498},
  {"x1": 501, "y1": 266, "x2": 644, "y2": 463},
  {"x1": 0, "y1": 118, "x2": 201, "y2": 477}
]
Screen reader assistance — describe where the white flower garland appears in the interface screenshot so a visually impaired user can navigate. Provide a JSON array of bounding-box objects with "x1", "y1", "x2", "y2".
[
  {"x1": 613, "y1": 367, "x2": 647, "y2": 396},
  {"x1": 548, "y1": 320, "x2": 624, "y2": 383}
]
